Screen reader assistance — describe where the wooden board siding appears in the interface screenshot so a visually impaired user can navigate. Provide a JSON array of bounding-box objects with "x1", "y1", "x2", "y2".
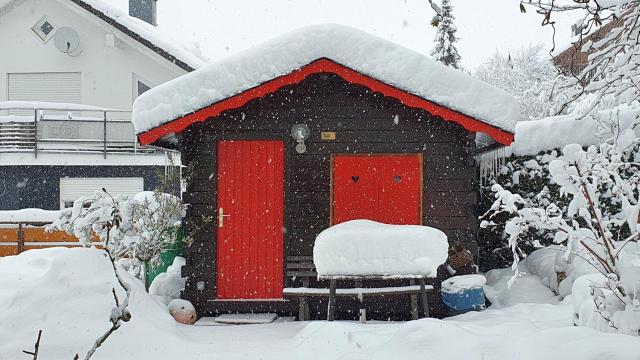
[
  {"x1": 0, "y1": 226, "x2": 83, "y2": 256},
  {"x1": 180, "y1": 73, "x2": 478, "y2": 316}
]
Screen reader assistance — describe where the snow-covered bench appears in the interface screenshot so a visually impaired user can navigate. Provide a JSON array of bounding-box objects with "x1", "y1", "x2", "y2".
[{"x1": 285, "y1": 220, "x2": 449, "y2": 321}]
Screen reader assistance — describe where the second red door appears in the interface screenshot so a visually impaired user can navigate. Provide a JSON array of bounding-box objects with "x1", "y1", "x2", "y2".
[{"x1": 332, "y1": 155, "x2": 422, "y2": 225}]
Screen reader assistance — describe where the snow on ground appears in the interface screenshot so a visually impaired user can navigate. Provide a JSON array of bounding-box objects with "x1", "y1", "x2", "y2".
[
  {"x1": 132, "y1": 24, "x2": 520, "y2": 135},
  {"x1": 2, "y1": 248, "x2": 640, "y2": 360},
  {"x1": 313, "y1": 220, "x2": 449, "y2": 277}
]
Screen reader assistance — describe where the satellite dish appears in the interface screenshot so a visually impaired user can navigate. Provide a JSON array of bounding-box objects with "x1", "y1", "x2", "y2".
[{"x1": 53, "y1": 27, "x2": 81, "y2": 55}]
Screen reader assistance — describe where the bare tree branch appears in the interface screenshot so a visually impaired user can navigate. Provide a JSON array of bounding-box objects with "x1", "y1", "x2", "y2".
[{"x1": 22, "y1": 330, "x2": 42, "y2": 360}]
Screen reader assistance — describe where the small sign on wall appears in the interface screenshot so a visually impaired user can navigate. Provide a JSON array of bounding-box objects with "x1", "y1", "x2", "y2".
[{"x1": 321, "y1": 131, "x2": 336, "y2": 141}]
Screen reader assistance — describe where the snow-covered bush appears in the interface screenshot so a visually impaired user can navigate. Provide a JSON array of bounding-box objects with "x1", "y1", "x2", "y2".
[
  {"x1": 482, "y1": 139, "x2": 640, "y2": 335},
  {"x1": 49, "y1": 189, "x2": 187, "y2": 289},
  {"x1": 475, "y1": 44, "x2": 570, "y2": 121},
  {"x1": 478, "y1": 151, "x2": 565, "y2": 269}
]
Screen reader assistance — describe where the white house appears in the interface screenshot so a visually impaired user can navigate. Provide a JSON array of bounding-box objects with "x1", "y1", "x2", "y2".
[{"x1": 0, "y1": 0, "x2": 206, "y2": 211}]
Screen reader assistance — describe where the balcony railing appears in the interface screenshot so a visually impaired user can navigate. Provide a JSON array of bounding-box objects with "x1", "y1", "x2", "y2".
[{"x1": 0, "y1": 105, "x2": 165, "y2": 159}]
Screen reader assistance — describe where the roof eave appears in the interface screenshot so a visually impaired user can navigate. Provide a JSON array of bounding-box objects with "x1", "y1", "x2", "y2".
[{"x1": 137, "y1": 58, "x2": 515, "y2": 146}]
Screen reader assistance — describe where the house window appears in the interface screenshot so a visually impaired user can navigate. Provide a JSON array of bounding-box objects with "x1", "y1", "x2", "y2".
[
  {"x1": 137, "y1": 80, "x2": 151, "y2": 96},
  {"x1": 133, "y1": 74, "x2": 153, "y2": 102},
  {"x1": 31, "y1": 16, "x2": 56, "y2": 43}
]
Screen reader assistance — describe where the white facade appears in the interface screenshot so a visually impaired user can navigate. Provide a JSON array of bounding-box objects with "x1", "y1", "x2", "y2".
[{"x1": 0, "y1": 0, "x2": 188, "y2": 110}]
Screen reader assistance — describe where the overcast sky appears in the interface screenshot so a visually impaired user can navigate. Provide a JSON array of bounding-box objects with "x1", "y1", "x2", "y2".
[{"x1": 115, "y1": 0, "x2": 581, "y2": 70}]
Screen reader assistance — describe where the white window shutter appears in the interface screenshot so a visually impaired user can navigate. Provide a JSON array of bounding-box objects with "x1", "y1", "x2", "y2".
[
  {"x1": 59, "y1": 177, "x2": 144, "y2": 209},
  {"x1": 8, "y1": 72, "x2": 81, "y2": 114}
]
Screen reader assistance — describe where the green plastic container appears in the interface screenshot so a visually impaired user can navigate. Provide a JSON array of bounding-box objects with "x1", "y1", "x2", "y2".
[{"x1": 146, "y1": 227, "x2": 184, "y2": 286}]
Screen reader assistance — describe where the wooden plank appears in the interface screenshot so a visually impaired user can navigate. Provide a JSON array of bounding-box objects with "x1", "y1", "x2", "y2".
[
  {"x1": 283, "y1": 285, "x2": 433, "y2": 296},
  {"x1": 286, "y1": 263, "x2": 316, "y2": 269},
  {"x1": 291, "y1": 191, "x2": 329, "y2": 204},
  {"x1": 286, "y1": 271, "x2": 318, "y2": 277},
  {"x1": 290, "y1": 204, "x2": 329, "y2": 221},
  {"x1": 426, "y1": 216, "x2": 477, "y2": 230},
  {"x1": 286, "y1": 255, "x2": 314, "y2": 261}
]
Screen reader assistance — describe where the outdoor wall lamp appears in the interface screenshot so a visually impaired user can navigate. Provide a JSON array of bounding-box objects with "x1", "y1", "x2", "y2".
[{"x1": 291, "y1": 124, "x2": 310, "y2": 154}]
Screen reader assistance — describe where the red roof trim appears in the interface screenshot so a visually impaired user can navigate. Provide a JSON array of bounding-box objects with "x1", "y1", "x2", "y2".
[{"x1": 138, "y1": 58, "x2": 515, "y2": 145}]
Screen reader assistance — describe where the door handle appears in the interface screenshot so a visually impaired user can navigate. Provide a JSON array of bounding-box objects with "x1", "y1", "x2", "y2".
[{"x1": 218, "y1": 207, "x2": 231, "y2": 228}]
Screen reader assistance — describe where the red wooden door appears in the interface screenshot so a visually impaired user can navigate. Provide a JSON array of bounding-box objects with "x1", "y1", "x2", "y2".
[
  {"x1": 216, "y1": 140, "x2": 284, "y2": 299},
  {"x1": 332, "y1": 155, "x2": 422, "y2": 225}
]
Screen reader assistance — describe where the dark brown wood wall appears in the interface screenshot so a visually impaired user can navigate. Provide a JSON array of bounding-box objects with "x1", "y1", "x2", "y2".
[{"x1": 180, "y1": 73, "x2": 478, "y2": 310}]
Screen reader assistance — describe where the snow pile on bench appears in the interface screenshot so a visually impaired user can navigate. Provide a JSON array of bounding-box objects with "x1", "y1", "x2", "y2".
[
  {"x1": 133, "y1": 24, "x2": 519, "y2": 135},
  {"x1": 313, "y1": 220, "x2": 448, "y2": 278}
]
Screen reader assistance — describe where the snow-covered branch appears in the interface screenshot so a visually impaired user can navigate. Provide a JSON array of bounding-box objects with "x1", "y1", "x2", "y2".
[
  {"x1": 476, "y1": 44, "x2": 570, "y2": 121},
  {"x1": 48, "y1": 189, "x2": 188, "y2": 289}
]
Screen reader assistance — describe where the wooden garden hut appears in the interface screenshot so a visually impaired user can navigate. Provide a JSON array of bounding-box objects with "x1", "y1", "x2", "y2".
[{"x1": 132, "y1": 24, "x2": 518, "y2": 319}]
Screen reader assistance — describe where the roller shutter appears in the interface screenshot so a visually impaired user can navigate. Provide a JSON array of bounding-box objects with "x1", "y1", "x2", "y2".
[
  {"x1": 8, "y1": 72, "x2": 81, "y2": 114},
  {"x1": 59, "y1": 177, "x2": 144, "y2": 209}
]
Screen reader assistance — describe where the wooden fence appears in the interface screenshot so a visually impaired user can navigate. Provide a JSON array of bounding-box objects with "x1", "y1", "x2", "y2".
[{"x1": 0, "y1": 222, "x2": 100, "y2": 256}]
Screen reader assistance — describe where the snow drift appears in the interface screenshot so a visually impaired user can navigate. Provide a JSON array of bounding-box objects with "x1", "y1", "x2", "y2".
[
  {"x1": 1, "y1": 248, "x2": 640, "y2": 359},
  {"x1": 0, "y1": 248, "x2": 179, "y2": 359}
]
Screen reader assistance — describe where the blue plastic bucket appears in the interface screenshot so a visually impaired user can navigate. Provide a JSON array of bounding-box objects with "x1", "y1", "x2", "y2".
[{"x1": 441, "y1": 287, "x2": 486, "y2": 312}]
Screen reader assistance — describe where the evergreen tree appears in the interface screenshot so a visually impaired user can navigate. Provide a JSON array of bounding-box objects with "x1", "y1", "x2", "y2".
[{"x1": 431, "y1": 0, "x2": 461, "y2": 69}]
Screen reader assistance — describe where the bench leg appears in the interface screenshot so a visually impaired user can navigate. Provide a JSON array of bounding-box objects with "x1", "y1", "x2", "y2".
[
  {"x1": 419, "y1": 278, "x2": 429, "y2": 318},
  {"x1": 298, "y1": 296, "x2": 308, "y2": 321},
  {"x1": 304, "y1": 298, "x2": 310, "y2": 321},
  {"x1": 302, "y1": 277, "x2": 311, "y2": 321},
  {"x1": 410, "y1": 279, "x2": 419, "y2": 320},
  {"x1": 327, "y1": 279, "x2": 337, "y2": 321}
]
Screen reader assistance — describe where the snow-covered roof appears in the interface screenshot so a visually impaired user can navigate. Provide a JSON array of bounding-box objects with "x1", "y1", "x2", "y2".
[
  {"x1": 552, "y1": 17, "x2": 622, "y2": 58},
  {"x1": 70, "y1": 0, "x2": 208, "y2": 71},
  {"x1": 132, "y1": 24, "x2": 520, "y2": 145},
  {"x1": 512, "y1": 104, "x2": 640, "y2": 156},
  {"x1": 0, "y1": 0, "x2": 207, "y2": 71}
]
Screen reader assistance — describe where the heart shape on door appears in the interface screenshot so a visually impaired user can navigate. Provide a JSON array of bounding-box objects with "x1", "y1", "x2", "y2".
[{"x1": 351, "y1": 176, "x2": 360, "y2": 183}]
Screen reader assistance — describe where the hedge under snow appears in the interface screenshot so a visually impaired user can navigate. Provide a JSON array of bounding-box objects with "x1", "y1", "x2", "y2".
[
  {"x1": 132, "y1": 24, "x2": 520, "y2": 135},
  {"x1": 313, "y1": 220, "x2": 449, "y2": 277}
]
